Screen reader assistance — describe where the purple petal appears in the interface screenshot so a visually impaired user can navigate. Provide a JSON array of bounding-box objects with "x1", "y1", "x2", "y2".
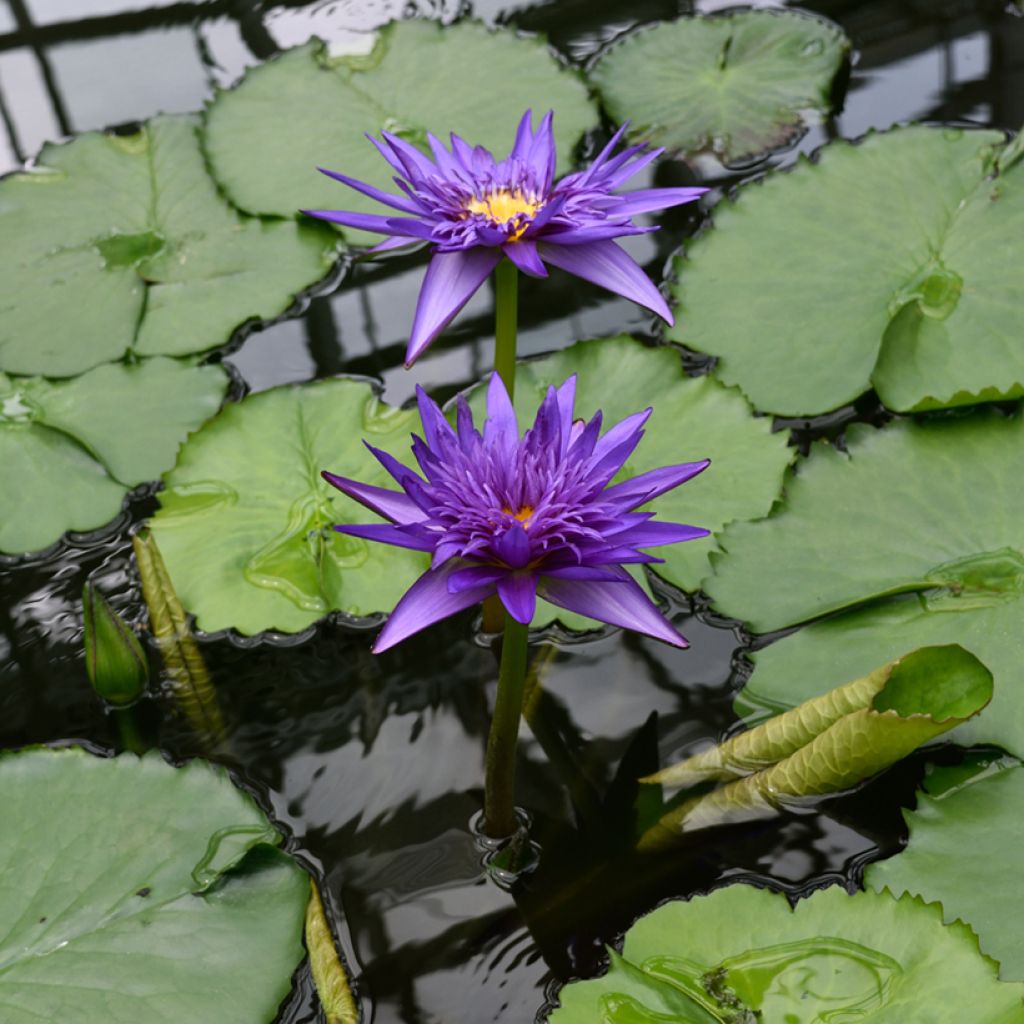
[
  {"x1": 415, "y1": 385, "x2": 456, "y2": 451},
  {"x1": 510, "y1": 109, "x2": 535, "y2": 163},
  {"x1": 605, "y1": 147, "x2": 663, "y2": 190},
  {"x1": 364, "y1": 443, "x2": 422, "y2": 490},
  {"x1": 321, "y1": 471, "x2": 423, "y2": 524},
  {"x1": 538, "y1": 224, "x2": 656, "y2": 246},
  {"x1": 498, "y1": 571, "x2": 538, "y2": 624},
  {"x1": 607, "y1": 520, "x2": 711, "y2": 548},
  {"x1": 406, "y1": 248, "x2": 502, "y2": 366},
  {"x1": 538, "y1": 568, "x2": 688, "y2": 647},
  {"x1": 591, "y1": 409, "x2": 651, "y2": 461},
  {"x1": 611, "y1": 187, "x2": 708, "y2": 218},
  {"x1": 554, "y1": 375, "x2": 577, "y2": 454},
  {"x1": 484, "y1": 372, "x2": 518, "y2": 449},
  {"x1": 301, "y1": 209, "x2": 435, "y2": 239},
  {"x1": 380, "y1": 131, "x2": 438, "y2": 180},
  {"x1": 502, "y1": 239, "x2": 549, "y2": 277},
  {"x1": 373, "y1": 563, "x2": 495, "y2": 653},
  {"x1": 448, "y1": 565, "x2": 507, "y2": 593},
  {"x1": 537, "y1": 239, "x2": 673, "y2": 323},
  {"x1": 541, "y1": 565, "x2": 624, "y2": 582},
  {"x1": 528, "y1": 111, "x2": 556, "y2": 189},
  {"x1": 602, "y1": 460, "x2": 711, "y2": 509},
  {"x1": 334, "y1": 522, "x2": 435, "y2": 551},
  {"x1": 495, "y1": 524, "x2": 531, "y2": 568},
  {"x1": 366, "y1": 133, "x2": 413, "y2": 179},
  {"x1": 368, "y1": 236, "x2": 422, "y2": 254},
  {"x1": 316, "y1": 167, "x2": 424, "y2": 214},
  {"x1": 578, "y1": 123, "x2": 630, "y2": 184}
]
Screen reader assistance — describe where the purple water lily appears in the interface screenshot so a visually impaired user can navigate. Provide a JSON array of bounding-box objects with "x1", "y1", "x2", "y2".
[
  {"x1": 323, "y1": 373, "x2": 710, "y2": 653},
  {"x1": 303, "y1": 111, "x2": 706, "y2": 366}
]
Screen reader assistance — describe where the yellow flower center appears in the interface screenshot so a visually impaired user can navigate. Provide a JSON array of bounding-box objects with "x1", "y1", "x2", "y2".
[
  {"x1": 465, "y1": 189, "x2": 541, "y2": 240},
  {"x1": 503, "y1": 504, "x2": 535, "y2": 526}
]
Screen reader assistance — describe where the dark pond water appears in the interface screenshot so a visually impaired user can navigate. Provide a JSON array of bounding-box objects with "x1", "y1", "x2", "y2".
[{"x1": 2, "y1": 1, "x2": 1023, "y2": 1021}]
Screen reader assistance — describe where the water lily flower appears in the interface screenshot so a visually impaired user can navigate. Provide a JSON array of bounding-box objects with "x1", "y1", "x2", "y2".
[
  {"x1": 303, "y1": 111, "x2": 706, "y2": 366},
  {"x1": 322, "y1": 373, "x2": 709, "y2": 653}
]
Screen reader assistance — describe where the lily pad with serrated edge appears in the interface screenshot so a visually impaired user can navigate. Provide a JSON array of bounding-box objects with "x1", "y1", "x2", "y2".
[
  {"x1": 202, "y1": 19, "x2": 597, "y2": 245},
  {"x1": 549, "y1": 884, "x2": 1024, "y2": 1023},
  {"x1": 464, "y1": 336, "x2": 795, "y2": 631},
  {"x1": 590, "y1": 9, "x2": 849, "y2": 165},
  {"x1": 0, "y1": 114, "x2": 338, "y2": 378},
  {"x1": 867, "y1": 755, "x2": 1024, "y2": 981},
  {"x1": 0, "y1": 358, "x2": 229, "y2": 555},
  {"x1": 0, "y1": 747, "x2": 308, "y2": 1024},
  {"x1": 669, "y1": 125, "x2": 1024, "y2": 416}
]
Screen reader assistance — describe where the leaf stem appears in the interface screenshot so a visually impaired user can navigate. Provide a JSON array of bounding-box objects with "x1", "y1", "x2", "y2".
[
  {"x1": 484, "y1": 614, "x2": 530, "y2": 837},
  {"x1": 493, "y1": 259, "x2": 519, "y2": 399}
]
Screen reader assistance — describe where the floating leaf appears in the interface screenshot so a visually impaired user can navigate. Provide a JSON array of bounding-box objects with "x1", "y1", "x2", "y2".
[
  {"x1": 669, "y1": 125, "x2": 1024, "y2": 415},
  {"x1": 550, "y1": 884, "x2": 1024, "y2": 1023},
  {"x1": 132, "y1": 529, "x2": 224, "y2": 743},
  {"x1": 0, "y1": 114, "x2": 337, "y2": 377},
  {"x1": 148, "y1": 377, "x2": 427, "y2": 635},
  {"x1": 463, "y1": 337, "x2": 794, "y2": 630},
  {"x1": 639, "y1": 645, "x2": 992, "y2": 844},
  {"x1": 0, "y1": 358, "x2": 229, "y2": 555},
  {"x1": 203, "y1": 20, "x2": 596, "y2": 244},
  {"x1": 590, "y1": 9, "x2": 849, "y2": 164},
  {"x1": 706, "y1": 413, "x2": 1024, "y2": 633},
  {"x1": 306, "y1": 881, "x2": 359, "y2": 1024},
  {"x1": 868, "y1": 756, "x2": 1024, "y2": 981},
  {"x1": 0, "y1": 747, "x2": 308, "y2": 1024}
]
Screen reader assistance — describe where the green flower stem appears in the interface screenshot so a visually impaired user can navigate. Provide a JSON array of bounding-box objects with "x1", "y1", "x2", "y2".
[
  {"x1": 484, "y1": 615, "x2": 530, "y2": 838},
  {"x1": 493, "y1": 259, "x2": 519, "y2": 398}
]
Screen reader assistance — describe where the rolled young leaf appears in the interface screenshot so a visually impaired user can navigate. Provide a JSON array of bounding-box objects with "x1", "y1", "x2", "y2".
[
  {"x1": 640, "y1": 645, "x2": 992, "y2": 847},
  {"x1": 305, "y1": 881, "x2": 359, "y2": 1024}
]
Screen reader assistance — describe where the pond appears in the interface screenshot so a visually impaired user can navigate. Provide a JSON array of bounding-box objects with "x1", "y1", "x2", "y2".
[{"x1": 2, "y1": 1, "x2": 1023, "y2": 1022}]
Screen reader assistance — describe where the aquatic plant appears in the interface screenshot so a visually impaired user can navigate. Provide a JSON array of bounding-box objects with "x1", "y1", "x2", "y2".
[
  {"x1": 304, "y1": 110, "x2": 705, "y2": 373},
  {"x1": 323, "y1": 369, "x2": 708, "y2": 831}
]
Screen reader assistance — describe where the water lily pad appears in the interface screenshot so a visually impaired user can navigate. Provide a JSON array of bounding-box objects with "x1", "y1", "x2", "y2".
[
  {"x1": 550, "y1": 884, "x2": 1024, "y2": 1022},
  {"x1": 868, "y1": 756, "x2": 1024, "y2": 981},
  {"x1": 706, "y1": 412, "x2": 1024, "y2": 633},
  {"x1": 590, "y1": 9, "x2": 849, "y2": 164},
  {"x1": 641, "y1": 645, "x2": 992, "y2": 843},
  {"x1": 0, "y1": 114, "x2": 337, "y2": 377},
  {"x1": 148, "y1": 377, "x2": 428, "y2": 635},
  {"x1": 468, "y1": 338, "x2": 795, "y2": 602},
  {"x1": 203, "y1": 20, "x2": 597, "y2": 243},
  {"x1": 669, "y1": 125, "x2": 1024, "y2": 415},
  {"x1": 0, "y1": 747, "x2": 308, "y2": 1023},
  {"x1": 0, "y1": 358, "x2": 228, "y2": 555}
]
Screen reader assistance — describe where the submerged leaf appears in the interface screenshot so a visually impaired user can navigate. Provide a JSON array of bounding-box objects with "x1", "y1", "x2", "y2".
[
  {"x1": 670, "y1": 125, "x2": 1024, "y2": 415},
  {"x1": 0, "y1": 115, "x2": 336, "y2": 377},
  {"x1": 640, "y1": 645, "x2": 991, "y2": 844},
  {"x1": 550, "y1": 885, "x2": 1024, "y2": 1023},
  {"x1": 0, "y1": 747, "x2": 308, "y2": 1024},
  {"x1": 591, "y1": 9, "x2": 849, "y2": 164},
  {"x1": 0, "y1": 359, "x2": 229, "y2": 555},
  {"x1": 868, "y1": 755, "x2": 1024, "y2": 981},
  {"x1": 204, "y1": 21, "x2": 596, "y2": 244}
]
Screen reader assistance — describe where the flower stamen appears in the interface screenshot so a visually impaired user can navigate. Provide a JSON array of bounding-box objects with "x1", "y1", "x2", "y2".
[{"x1": 465, "y1": 188, "x2": 541, "y2": 237}]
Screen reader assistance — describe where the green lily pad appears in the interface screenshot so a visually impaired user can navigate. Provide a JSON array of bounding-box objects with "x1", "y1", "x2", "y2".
[
  {"x1": 641, "y1": 645, "x2": 992, "y2": 844},
  {"x1": 669, "y1": 125, "x2": 1024, "y2": 415},
  {"x1": 550, "y1": 884, "x2": 1024, "y2": 1023},
  {"x1": 0, "y1": 747, "x2": 308, "y2": 1023},
  {"x1": 867, "y1": 756, "x2": 1024, "y2": 982},
  {"x1": 0, "y1": 114, "x2": 337, "y2": 377},
  {"x1": 706, "y1": 412, "x2": 1024, "y2": 633},
  {"x1": 203, "y1": 20, "x2": 597, "y2": 243},
  {"x1": 590, "y1": 9, "x2": 849, "y2": 164},
  {"x1": 148, "y1": 377, "x2": 428, "y2": 636},
  {"x1": 0, "y1": 358, "x2": 229, "y2": 555}
]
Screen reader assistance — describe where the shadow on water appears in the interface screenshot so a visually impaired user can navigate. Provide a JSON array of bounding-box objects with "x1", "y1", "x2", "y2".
[{"x1": 2, "y1": 0, "x2": 1023, "y2": 1021}]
